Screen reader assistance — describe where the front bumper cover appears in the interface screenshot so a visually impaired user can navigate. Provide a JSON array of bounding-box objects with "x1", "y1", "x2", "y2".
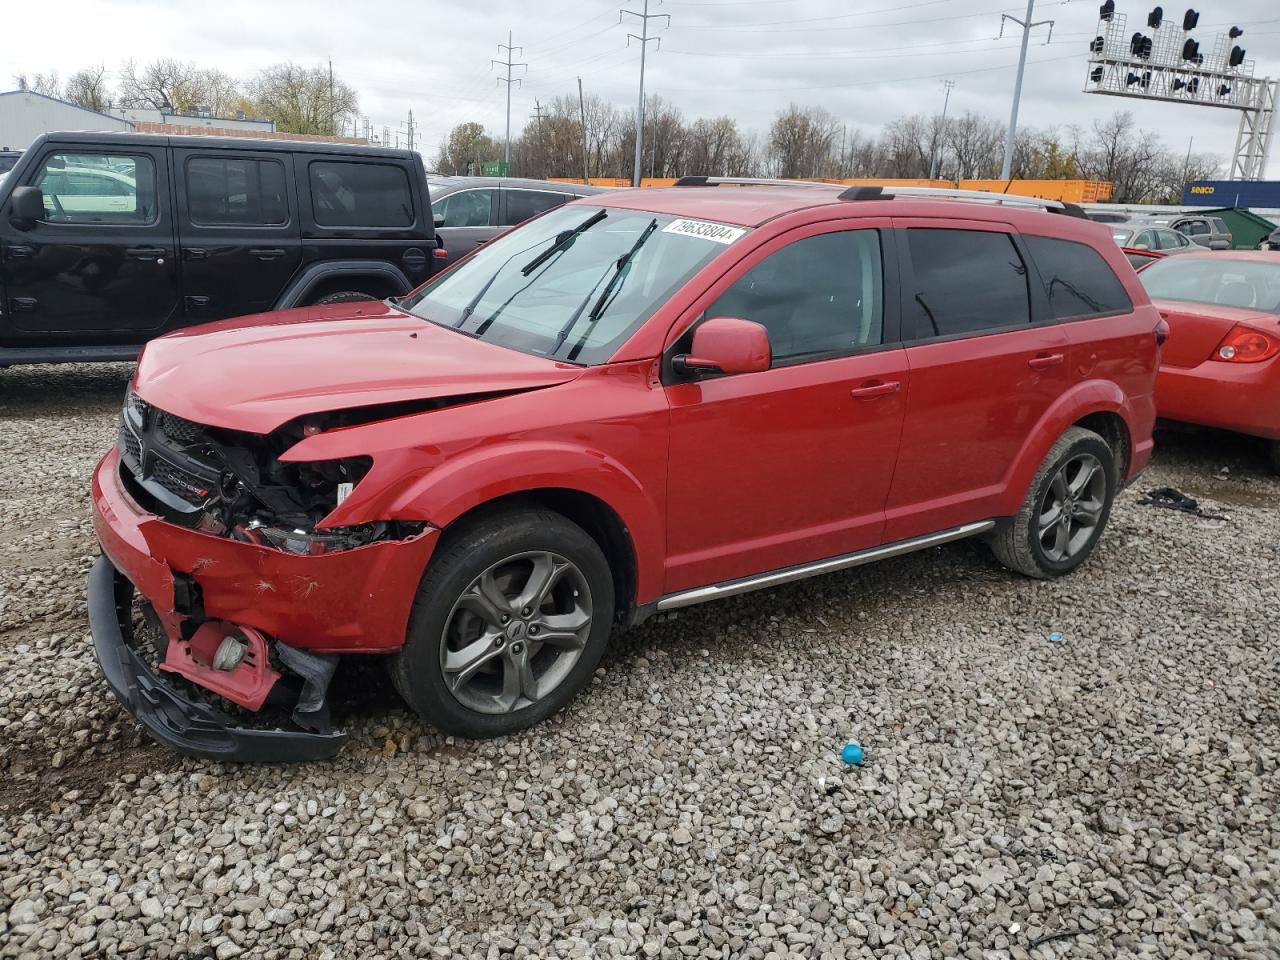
[{"x1": 89, "y1": 555, "x2": 348, "y2": 762}]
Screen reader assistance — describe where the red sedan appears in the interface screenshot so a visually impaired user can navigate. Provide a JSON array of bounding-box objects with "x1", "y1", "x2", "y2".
[{"x1": 1138, "y1": 251, "x2": 1280, "y2": 471}]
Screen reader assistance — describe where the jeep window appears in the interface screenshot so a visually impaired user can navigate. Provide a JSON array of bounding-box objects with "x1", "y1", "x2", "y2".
[
  {"x1": 906, "y1": 228, "x2": 1031, "y2": 338},
  {"x1": 309, "y1": 160, "x2": 413, "y2": 227},
  {"x1": 187, "y1": 156, "x2": 288, "y2": 225},
  {"x1": 705, "y1": 230, "x2": 883, "y2": 365},
  {"x1": 404, "y1": 205, "x2": 738, "y2": 365},
  {"x1": 1025, "y1": 235, "x2": 1131, "y2": 320},
  {"x1": 433, "y1": 188, "x2": 494, "y2": 227},
  {"x1": 503, "y1": 189, "x2": 570, "y2": 226},
  {"x1": 34, "y1": 152, "x2": 157, "y2": 225},
  {"x1": 1140, "y1": 257, "x2": 1280, "y2": 313}
]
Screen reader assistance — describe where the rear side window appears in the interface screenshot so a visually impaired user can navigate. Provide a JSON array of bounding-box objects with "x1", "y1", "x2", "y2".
[
  {"x1": 503, "y1": 189, "x2": 570, "y2": 226},
  {"x1": 186, "y1": 156, "x2": 287, "y2": 225},
  {"x1": 309, "y1": 160, "x2": 413, "y2": 227},
  {"x1": 1183, "y1": 219, "x2": 1210, "y2": 236},
  {"x1": 1024, "y1": 236, "x2": 1131, "y2": 320},
  {"x1": 34, "y1": 152, "x2": 157, "y2": 225},
  {"x1": 434, "y1": 188, "x2": 494, "y2": 227},
  {"x1": 906, "y1": 229, "x2": 1029, "y2": 338}
]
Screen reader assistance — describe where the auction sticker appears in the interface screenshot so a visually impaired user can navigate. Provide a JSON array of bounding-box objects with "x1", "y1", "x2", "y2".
[{"x1": 661, "y1": 218, "x2": 746, "y2": 245}]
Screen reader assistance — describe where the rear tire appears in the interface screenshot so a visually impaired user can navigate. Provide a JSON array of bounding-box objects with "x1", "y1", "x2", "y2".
[
  {"x1": 312, "y1": 290, "x2": 381, "y2": 305},
  {"x1": 989, "y1": 426, "x2": 1116, "y2": 579},
  {"x1": 392, "y1": 506, "x2": 614, "y2": 738}
]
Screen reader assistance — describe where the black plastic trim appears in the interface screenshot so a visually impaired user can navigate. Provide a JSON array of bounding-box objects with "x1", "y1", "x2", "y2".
[{"x1": 88, "y1": 555, "x2": 347, "y2": 763}]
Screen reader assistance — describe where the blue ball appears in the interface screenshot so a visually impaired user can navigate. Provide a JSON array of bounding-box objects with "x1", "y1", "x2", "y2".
[{"x1": 841, "y1": 742, "x2": 864, "y2": 765}]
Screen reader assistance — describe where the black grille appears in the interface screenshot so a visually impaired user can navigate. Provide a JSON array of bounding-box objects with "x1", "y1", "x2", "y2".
[
  {"x1": 158, "y1": 411, "x2": 204, "y2": 445},
  {"x1": 119, "y1": 425, "x2": 142, "y2": 466},
  {"x1": 152, "y1": 458, "x2": 213, "y2": 503},
  {"x1": 126, "y1": 391, "x2": 151, "y2": 424}
]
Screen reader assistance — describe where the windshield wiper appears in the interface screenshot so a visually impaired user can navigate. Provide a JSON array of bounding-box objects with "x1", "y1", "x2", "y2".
[
  {"x1": 451, "y1": 235, "x2": 557, "y2": 328},
  {"x1": 520, "y1": 209, "x2": 608, "y2": 276},
  {"x1": 552, "y1": 218, "x2": 659, "y2": 359}
]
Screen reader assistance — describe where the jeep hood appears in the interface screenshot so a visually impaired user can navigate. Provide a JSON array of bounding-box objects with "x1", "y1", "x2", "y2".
[{"x1": 134, "y1": 301, "x2": 584, "y2": 434}]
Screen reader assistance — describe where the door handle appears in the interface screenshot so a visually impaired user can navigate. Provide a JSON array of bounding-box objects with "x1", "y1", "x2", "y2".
[
  {"x1": 1028, "y1": 352, "x2": 1064, "y2": 370},
  {"x1": 184, "y1": 295, "x2": 210, "y2": 310},
  {"x1": 249, "y1": 247, "x2": 286, "y2": 260},
  {"x1": 182, "y1": 247, "x2": 208, "y2": 260},
  {"x1": 4, "y1": 244, "x2": 33, "y2": 259},
  {"x1": 850, "y1": 380, "x2": 901, "y2": 400},
  {"x1": 9, "y1": 297, "x2": 37, "y2": 312},
  {"x1": 126, "y1": 246, "x2": 166, "y2": 261}
]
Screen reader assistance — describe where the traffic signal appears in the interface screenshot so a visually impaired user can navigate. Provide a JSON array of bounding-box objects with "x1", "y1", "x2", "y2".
[
  {"x1": 1229, "y1": 46, "x2": 1245, "y2": 68},
  {"x1": 1091, "y1": 66, "x2": 1105, "y2": 82},
  {"x1": 1228, "y1": 26, "x2": 1243, "y2": 39},
  {"x1": 1090, "y1": 36, "x2": 1105, "y2": 53},
  {"x1": 1100, "y1": 1, "x2": 1115, "y2": 22},
  {"x1": 1218, "y1": 83, "x2": 1232, "y2": 96},
  {"x1": 1181, "y1": 38, "x2": 1199, "y2": 61},
  {"x1": 1147, "y1": 6, "x2": 1163, "y2": 29},
  {"x1": 1126, "y1": 71, "x2": 1152, "y2": 88},
  {"x1": 1172, "y1": 78, "x2": 1200, "y2": 93},
  {"x1": 1182, "y1": 9, "x2": 1199, "y2": 30},
  {"x1": 1130, "y1": 33, "x2": 1153, "y2": 58}
]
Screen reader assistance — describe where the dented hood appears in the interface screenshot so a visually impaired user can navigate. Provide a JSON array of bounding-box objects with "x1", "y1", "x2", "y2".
[{"x1": 134, "y1": 301, "x2": 584, "y2": 434}]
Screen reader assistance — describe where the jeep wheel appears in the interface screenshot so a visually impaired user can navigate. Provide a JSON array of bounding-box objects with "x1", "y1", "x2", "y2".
[
  {"x1": 312, "y1": 291, "x2": 381, "y2": 306},
  {"x1": 989, "y1": 426, "x2": 1116, "y2": 579},
  {"x1": 392, "y1": 506, "x2": 614, "y2": 738}
]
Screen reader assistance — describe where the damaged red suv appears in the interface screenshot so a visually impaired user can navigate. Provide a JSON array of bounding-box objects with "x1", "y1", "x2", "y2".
[{"x1": 90, "y1": 181, "x2": 1161, "y2": 761}]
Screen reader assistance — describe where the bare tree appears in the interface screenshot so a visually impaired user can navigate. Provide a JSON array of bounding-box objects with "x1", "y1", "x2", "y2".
[
  {"x1": 14, "y1": 72, "x2": 62, "y2": 98},
  {"x1": 64, "y1": 65, "x2": 112, "y2": 112},
  {"x1": 119, "y1": 58, "x2": 200, "y2": 111},
  {"x1": 767, "y1": 104, "x2": 839, "y2": 178},
  {"x1": 250, "y1": 63, "x2": 358, "y2": 136}
]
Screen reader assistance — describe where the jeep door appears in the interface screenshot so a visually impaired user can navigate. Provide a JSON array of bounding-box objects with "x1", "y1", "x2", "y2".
[
  {"x1": 173, "y1": 148, "x2": 301, "y2": 322},
  {"x1": 663, "y1": 220, "x2": 908, "y2": 594},
  {"x1": 883, "y1": 221, "x2": 1070, "y2": 541},
  {"x1": 0, "y1": 144, "x2": 180, "y2": 342}
]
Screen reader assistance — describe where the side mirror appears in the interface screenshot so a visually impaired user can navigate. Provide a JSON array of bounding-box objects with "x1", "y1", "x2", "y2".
[
  {"x1": 9, "y1": 185, "x2": 45, "y2": 229},
  {"x1": 433, "y1": 213, "x2": 446, "y2": 228},
  {"x1": 673, "y1": 317, "x2": 771, "y2": 377}
]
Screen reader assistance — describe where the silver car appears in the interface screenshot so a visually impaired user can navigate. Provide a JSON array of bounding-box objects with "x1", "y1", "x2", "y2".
[{"x1": 1111, "y1": 225, "x2": 1199, "y2": 255}]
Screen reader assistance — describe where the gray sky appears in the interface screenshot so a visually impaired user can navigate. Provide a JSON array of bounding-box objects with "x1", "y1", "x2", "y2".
[{"x1": 5, "y1": 0, "x2": 1279, "y2": 176}]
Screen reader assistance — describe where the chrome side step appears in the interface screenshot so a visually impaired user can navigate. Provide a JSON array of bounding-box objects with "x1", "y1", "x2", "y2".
[{"x1": 655, "y1": 520, "x2": 996, "y2": 612}]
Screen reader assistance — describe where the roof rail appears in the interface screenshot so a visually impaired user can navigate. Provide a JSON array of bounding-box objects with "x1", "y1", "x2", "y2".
[
  {"x1": 837, "y1": 184, "x2": 1089, "y2": 218},
  {"x1": 673, "y1": 176, "x2": 837, "y2": 189}
]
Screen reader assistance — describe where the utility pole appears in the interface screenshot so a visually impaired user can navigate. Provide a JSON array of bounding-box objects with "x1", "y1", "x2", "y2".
[
  {"x1": 621, "y1": 0, "x2": 670, "y2": 187},
  {"x1": 400, "y1": 110, "x2": 416, "y2": 153},
  {"x1": 928, "y1": 80, "x2": 955, "y2": 181},
  {"x1": 578, "y1": 77, "x2": 590, "y2": 185},
  {"x1": 328, "y1": 58, "x2": 335, "y2": 137},
  {"x1": 491, "y1": 31, "x2": 527, "y2": 166},
  {"x1": 998, "y1": 0, "x2": 1053, "y2": 180},
  {"x1": 530, "y1": 100, "x2": 546, "y2": 178}
]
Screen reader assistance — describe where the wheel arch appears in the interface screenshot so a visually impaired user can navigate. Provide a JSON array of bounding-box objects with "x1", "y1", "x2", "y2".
[
  {"x1": 998, "y1": 380, "x2": 1141, "y2": 517},
  {"x1": 439, "y1": 488, "x2": 640, "y2": 624},
  {"x1": 275, "y1": 260, "x2": 413, "y2": 308}
]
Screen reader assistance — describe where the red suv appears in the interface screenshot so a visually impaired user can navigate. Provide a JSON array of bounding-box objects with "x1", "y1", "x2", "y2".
[{"x1": 89, "y1": 182, "x2": 1161, "y2": 760}]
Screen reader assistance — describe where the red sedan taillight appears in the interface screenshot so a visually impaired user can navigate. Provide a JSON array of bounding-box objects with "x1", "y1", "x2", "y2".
[{"x1": 1211, "y1": 324, "x2": 1280, "y2": 363}]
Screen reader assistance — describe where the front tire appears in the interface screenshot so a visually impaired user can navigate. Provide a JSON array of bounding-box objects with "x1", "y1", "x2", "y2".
[
  {"x1": 312, "y1": 290, "x2": 381, "y2": 306},
  {"x1": 392, "y1": 506, "x2": 614, "y2": 738},
  {"x1": 990, "y1": 426, "x2": 1116, "y2": 579}
]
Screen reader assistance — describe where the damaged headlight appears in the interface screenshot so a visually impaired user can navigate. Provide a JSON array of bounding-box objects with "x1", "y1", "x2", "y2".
[{"x1": 236, "y1": 520, "x2": 417, "y2": 556}]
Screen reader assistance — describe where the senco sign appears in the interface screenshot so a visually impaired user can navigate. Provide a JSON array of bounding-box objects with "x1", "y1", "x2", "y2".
[{"x1": 1183, "y1": 180, "x2": 1280, "y2": 208}]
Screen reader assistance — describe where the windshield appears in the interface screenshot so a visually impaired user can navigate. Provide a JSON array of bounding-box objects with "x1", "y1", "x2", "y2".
[
  {"x1": 1140, "y1": 257, "x2": 1280, "y2": 313},
  {"x1": 403, "y1": 204, "x2": 743, "y2": 364},
  {"x1": 1112, "y1": 228, "x2": 1135, "y2": 245}
]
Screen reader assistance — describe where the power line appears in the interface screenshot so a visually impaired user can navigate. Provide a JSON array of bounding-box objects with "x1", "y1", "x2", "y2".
[
  {"x1": 491, "y1": 31, "x2": 528, "y2": 165},
  {"x1": 676, "y1": 0, "x2": 1070, "y2": 33}
]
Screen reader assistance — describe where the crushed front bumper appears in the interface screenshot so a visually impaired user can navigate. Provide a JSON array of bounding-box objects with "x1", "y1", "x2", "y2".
[
  {"x1": 88, "y1": 555, "x2": 347, "y2": 762},
  {"x1": 89, "y1": 446, "x2": 440, "y2": 762}
]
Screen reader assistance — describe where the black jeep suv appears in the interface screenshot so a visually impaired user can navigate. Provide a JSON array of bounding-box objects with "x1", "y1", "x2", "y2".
[{"x1": 0, "y1": 132, "x2": 440, "y2": 366}]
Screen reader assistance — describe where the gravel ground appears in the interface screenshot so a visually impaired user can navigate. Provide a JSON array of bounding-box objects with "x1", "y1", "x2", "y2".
[{"x1": 0, "y1": 363, "x2": 1276, "y2": 960}]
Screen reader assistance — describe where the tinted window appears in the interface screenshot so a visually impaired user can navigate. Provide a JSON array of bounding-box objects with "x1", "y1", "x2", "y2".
[
  {"x1": 34, "y1": 152, "x2": 157, "y2": 225},
  {"x1": 434, "y1": 188, "x2": 494, "y2": 227},
  {"x1": 706, "y1": 230, "x2": 883, "y2": 364},
  {"x1": 906, "y1": 229, "x2": 1029, "y2": 338},
  {"x1": 1025, "y1": 236, "x2": 1131, "y2": 319},
  {"x1": 309, "y1": 161, "x2": 413, "y2": 227},
  {"x1": 1184, "y1": 219, "x2": 1210, "y2": 236},
  {"x1": 504, "y1": 189, "x2": 569, "y2": 226},
  {"x1": 186, "y1": 156, "x2": 287, "y2": 226}
]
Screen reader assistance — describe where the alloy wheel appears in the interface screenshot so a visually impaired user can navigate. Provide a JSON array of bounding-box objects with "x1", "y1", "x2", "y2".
[
  {"x1": 1037, "y1": 453, "x2": 1106, "y2": 563},
  {"x1": 440, "y1": 551, "x2": 593, "y2": 715}
]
